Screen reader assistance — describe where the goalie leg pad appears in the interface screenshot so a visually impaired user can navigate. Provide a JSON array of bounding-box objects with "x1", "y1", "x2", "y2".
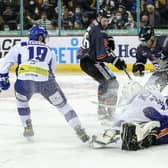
[
  {"x1": 121, "y1": 123, "x2": 138, "y2": 150},
  {"x1": 121, "y1": 121, "x2": 160, "y2": 151}
]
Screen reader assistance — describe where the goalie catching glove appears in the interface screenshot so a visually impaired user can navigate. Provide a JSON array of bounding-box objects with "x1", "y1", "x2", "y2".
[
  {"x1": 132, "y1": 63, "x2": 145, "y2": 76},
  {"x1": 0, "y1": 73, "x2": 10, "y2": 90}
]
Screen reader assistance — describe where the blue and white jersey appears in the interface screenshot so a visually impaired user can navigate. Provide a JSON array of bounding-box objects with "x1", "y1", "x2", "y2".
[
  {"x1": 117, "y1": 90, "x2": 168, "y2": 123},
  {"x1": 0, "y1": 40, "x2": 56, "y2": 81}
]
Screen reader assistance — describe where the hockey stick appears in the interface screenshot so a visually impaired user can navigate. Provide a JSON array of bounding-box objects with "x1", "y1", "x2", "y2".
[
  {"x1": 110, "y1": 51, "x2": 132, "y2": 80},
  {"x1": 124, "y1": 69, "x2": 132, "y2": 80},
  {"x1": 142, "y1": 67, "x2": 168, "y2": 74},
  {"x1": 91, "y1": 100, "x2": 128, "y2": 108}
]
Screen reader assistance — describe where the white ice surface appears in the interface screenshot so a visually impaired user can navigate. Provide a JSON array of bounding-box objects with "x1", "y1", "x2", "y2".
[{"x1": 0, "y1": 72, "x2": 168, "y2": 168}]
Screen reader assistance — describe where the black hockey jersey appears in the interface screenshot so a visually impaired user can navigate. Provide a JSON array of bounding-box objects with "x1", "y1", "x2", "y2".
[
  {"x1": 80, "y1": 19, "x2": 115, "y2": 63},
  {"x1": 136, "y1": 36, "x2": 168, "y2": 69}
]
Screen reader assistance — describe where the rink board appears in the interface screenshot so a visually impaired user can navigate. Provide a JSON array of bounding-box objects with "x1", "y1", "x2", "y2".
[{"x1": 0, "y1": 36, "x2": 155, "y2": 72}]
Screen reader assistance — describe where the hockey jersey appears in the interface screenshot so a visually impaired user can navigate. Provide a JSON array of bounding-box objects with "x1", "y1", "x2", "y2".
[
  {"x1": 0, "y1": 40, "x2": 56, "y2": 81},
  {"x1": 118, "y1": 89, "x2": 168, "y2": 124},
  {"x1": 80, "y1": 19, "x2": 115, "y2": 63},
  {"x1": 136, "y1": 36, "x2": 168, "y2": 69}
]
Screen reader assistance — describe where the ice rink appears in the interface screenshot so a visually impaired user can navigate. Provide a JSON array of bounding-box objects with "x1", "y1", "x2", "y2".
[{"x1": 0, "y1": 72, "x2": 168, "y2": 168}]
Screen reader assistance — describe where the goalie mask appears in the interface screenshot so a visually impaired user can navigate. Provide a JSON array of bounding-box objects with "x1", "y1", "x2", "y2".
[{"x1": 119, "y1": 81, "x2": 143, "y2": 105}]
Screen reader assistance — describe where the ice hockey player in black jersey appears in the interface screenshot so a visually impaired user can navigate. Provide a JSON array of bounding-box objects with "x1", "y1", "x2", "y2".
[
  {"x1": 132, "y1": 25, "x2": 168, "y2": 91},
  {"x1": 78, "y1": 7, "x2": 127, "y2": 123}
]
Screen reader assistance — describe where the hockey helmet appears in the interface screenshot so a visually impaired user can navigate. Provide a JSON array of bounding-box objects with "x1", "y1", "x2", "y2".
[
  {"x1": 28, "y1": 25, "x2": 48, "y2": 41},
  {"x1": 139, "y1": 26, "x2": 155, "y2": 42},
  {"x1": 98, "y1": 7, "x2": 112, "y2": 18},
  {"x1": 119, "y1": 81, "x2": 143, "y2": 105}
]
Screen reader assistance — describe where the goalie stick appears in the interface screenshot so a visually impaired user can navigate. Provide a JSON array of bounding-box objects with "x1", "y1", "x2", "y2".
[
  {"x1": 91, "y1": 100, "x2": 127, "y2": 108},
  {"x1": 142, "y1": 67, "x2": 168, "y2": 74}
]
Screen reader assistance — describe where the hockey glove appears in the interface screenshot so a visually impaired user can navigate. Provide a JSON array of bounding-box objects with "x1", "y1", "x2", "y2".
[
  {"x1": 107, "y1": 36, "x2": 115, "y2": 51},
  {"x1": 0, "y1": 73, "x2": 10, "y2": 90},
  {"x1": 112, "y1": 57, "x2": 127, "y2": 70},
  {"x1": 132, "y1": 63, "x2": 145, "y2": 76},
  {"x1": 77, "y1": 47, "x2": 84, "y2": 59}
]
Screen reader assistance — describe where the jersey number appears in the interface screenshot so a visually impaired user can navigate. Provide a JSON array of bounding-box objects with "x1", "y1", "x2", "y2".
[
  {"x1": 28, "y1": 46, "x2": 47, "y2": 61},
  {"x1": 82, "y1": 32, "x2": 90, "y2": 49}
]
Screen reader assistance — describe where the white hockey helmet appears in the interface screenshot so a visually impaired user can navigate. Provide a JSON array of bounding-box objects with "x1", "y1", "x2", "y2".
[{"x1": 120, "y1": 81, "x2": 143, "y2": 104}]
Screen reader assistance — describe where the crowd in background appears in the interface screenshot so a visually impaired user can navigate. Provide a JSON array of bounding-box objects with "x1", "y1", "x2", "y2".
[{"x1": 0, "y1": 0, "x2": 168, "y2": 31}]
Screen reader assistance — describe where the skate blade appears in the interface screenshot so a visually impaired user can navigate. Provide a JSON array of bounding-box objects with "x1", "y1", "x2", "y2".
[{"x1": 24, "y1": 135, "x2": 34, "y2": 142}]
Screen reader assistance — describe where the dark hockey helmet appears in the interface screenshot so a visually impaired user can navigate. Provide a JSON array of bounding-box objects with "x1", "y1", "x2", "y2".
[
  {"x1": 98, "y1": 7, "x2": 112, "y2": 18},
  {"x1": 139, "y1": 26, "x2": 155, "y2": 42}
]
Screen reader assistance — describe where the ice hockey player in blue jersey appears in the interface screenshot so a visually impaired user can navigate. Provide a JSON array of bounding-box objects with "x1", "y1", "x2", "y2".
[
  {"x1": 0, "y1": 25, "x2": 89, "y2": 143},
  {"x1": 91, "y1": 82, "x2": 168, "y2": 150}
]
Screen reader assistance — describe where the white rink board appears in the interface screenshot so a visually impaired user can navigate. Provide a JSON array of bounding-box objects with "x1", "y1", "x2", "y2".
[{"x1": 0, "y1": 36, "x2": 140, "y2": 64}]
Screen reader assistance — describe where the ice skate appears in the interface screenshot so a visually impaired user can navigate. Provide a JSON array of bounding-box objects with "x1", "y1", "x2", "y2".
[
  {"x1": 74, "y1": 125, "x2": 90, "y2": 143},
  {"x1": 98, "y1": 106, "x2": 116, "y2": 126},
  {"x1": 23, "y1": 119, "x2": 34, "y2": 137}
]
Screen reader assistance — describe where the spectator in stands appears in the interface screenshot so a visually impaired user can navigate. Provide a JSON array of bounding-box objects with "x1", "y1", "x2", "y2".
[
  {"x1": 2, "y1": 4, "x2": 18, "y2": 30},
  {"x1": 145, "y1": 2, "x2": 160, "y2": 28},
  {"x1": 62, "y1": 7, "x2": 74, "y2": 30},
  {"x1": 40, "y1": 0, "x2": 54, "y2": 20},
  {"x1": 64, "y1": 0, "x2": 75, "y2": 14},
  {"x1": 114, "y1": 10, "x2": 126, "y2": 29},
  {"x1": 81, "y1": 13, "x2": 90, "y2": 29},
  {"x1": 0, "y1": 16, "x2": 4, "y2": 30},
  {"x1": 0, "y1": 0, "x2": 7, "y2": 16},
  {"x1": 25, "y1": 0, "x2": 36, "y2": 17},
  {"x1": 48, "y1": 19, "x2": 57, "y2": 30},
  {"x1": 157, "y1": 0, "x2": 168, "y2": 28},
  {"x1": 76, "y1": 0, "x2": 96, "y2": 11},
  {"x1": 74, "y1": 20, "x2": 82, "y2": 29},
  {"x1": 73, "y1": 6, "x2": 82, "y2": 24},
  {"x1": 124, "y1": 13, "x2": 136, "y2": 29},
  {"x1": 27, "y1": 12, "x2": 51, "y2": 30},
  {"x1": 140, "y1": 14, "x2": 149, "y2": 27}
]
